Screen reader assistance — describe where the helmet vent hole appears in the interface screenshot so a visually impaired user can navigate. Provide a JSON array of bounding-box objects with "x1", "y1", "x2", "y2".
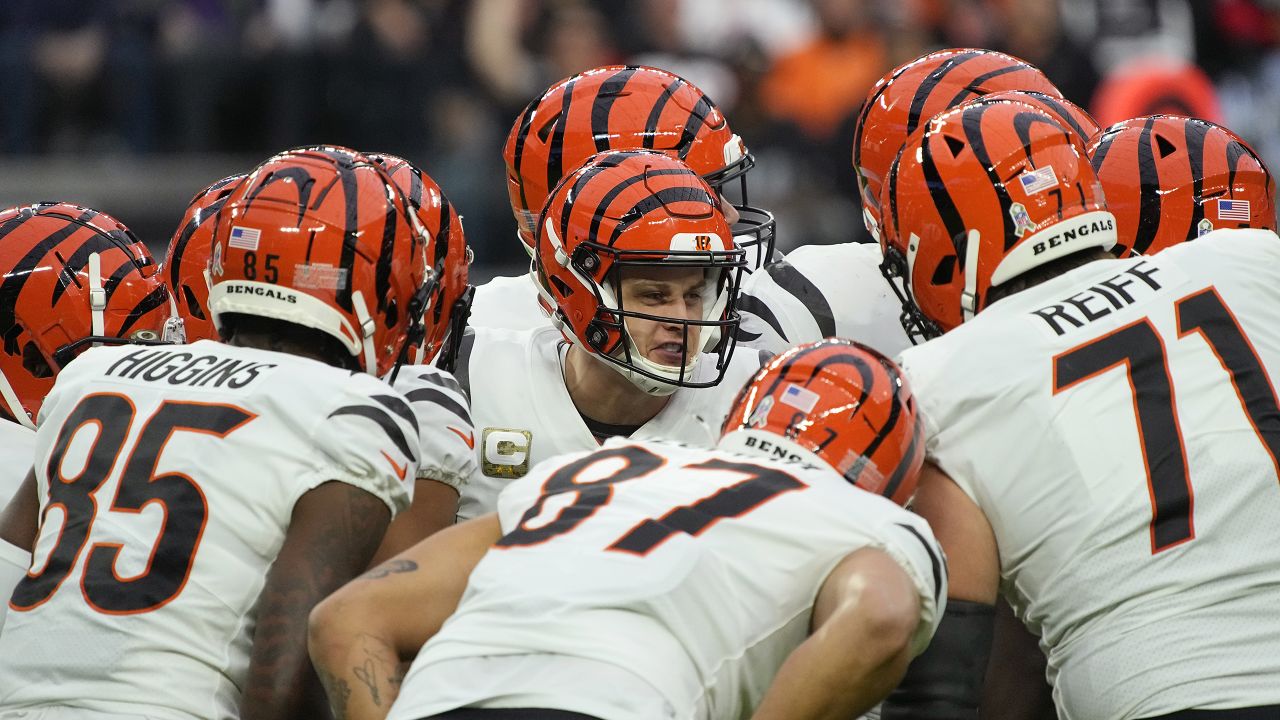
[
  {"x1": 551, "y1": 275, "x2": 574, "y2": 298},
  {"x1": 931, "y1": 255, "x2": 956, "y2": 285},
  {"x1": 537, "y1": 113, "x2": 562, "y2": 143},
  {"x1": 22, "y1": 342, "x2": 52, "y2": 378},
  {"x1": 182, "y1": 286, "x2": 207, "y2": 320},
  {"x1": 945, "y1": 135, "x2": 967, "y2": 157},
  {"x1": 1156, "y1": 135, "x2": 1178, "y2": 159}
]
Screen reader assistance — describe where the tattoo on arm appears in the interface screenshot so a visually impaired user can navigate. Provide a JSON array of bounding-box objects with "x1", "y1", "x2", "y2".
[
  {"x1": 317, "y1": 668, "x2": 353, "y2": 719},
  {"x1": 359, "y1": 558, "x2": 420, "y2": 581}
]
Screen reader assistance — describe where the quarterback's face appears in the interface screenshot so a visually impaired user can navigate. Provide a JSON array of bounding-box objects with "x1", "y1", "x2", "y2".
[{"x1": 619, "y1": 265, "x2": 708, "y2": 367}]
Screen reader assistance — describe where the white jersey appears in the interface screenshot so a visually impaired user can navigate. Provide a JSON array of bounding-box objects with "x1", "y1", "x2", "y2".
[
  {"x1": 388, "y1": 365, "x2": 478, "y2": 490},
  {"x1": 0, "y1": 420, "x2": 35, "y2": 512},
  {"x1": 452, "y1": 326, "x2": 767, "y2": 520},
  {"x1": 0, "y1": 340, "x2": 417, "y2": 720},
  {"x1": 897, "y1": 229, "x2": 1280, "y2": 719},
  {"x1": 390, "y1": 436, "x2": 946, "y2": 720},
  {"x1": 466, "y1": 272, "x2": 551, "y2": 331},
  {"x1": 736, "y1": 243, "x2": 912, "y2": 357}
]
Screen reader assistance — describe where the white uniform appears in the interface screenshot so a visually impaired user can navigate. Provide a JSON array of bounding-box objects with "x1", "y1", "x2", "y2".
[
  {"x1": 0, "y1": 340, "x2": 418, "y2": 720},
  {"x1": 389, "y1": 436, "x2": 946, "y2": 720},
  {"x1": 736, "y1": 242, "x2": 911, "y2": 357},
  {"x1": 898, "y1": 229, "x2": 1280, "y2": 719},
  {"x1": 0, "y1": 420, "x2": 35, "y2": 512},
  {"x1": 466, "y1": 272, "x2": 551, "y2": 331},
  {"x1": 453, "y1": 326, "x2": 767, "y2": 520},
  {"x1": 389, "y1": 365, "x2": 478, "y2": 491}
]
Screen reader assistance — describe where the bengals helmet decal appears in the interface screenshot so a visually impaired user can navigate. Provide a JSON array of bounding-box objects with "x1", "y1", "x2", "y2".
[
  {"x1": 722, "y1": 338, "x2": 925, "y2": 507},
  {"x1": 369, "y1": 153, "x2": 474, "y2": 371},
  {"x1": 854, "y1": 48, "x2": 1063, "y2": 244},
  {"x1": 165, "y1": 173, "x2": 246, "y2": 342},
  {"x1": 505, "y1": 65, "x2": 775, "y2": 269},
  {"x1": 882, "y1": 100, "x2": 1115, "y2": 338},
  {"x1": 207, "y1": 145, "x2": 431, "y2": 377},
  {"x1": 1088, "y1": 115, "x2": 1276, "y2": 257},
  {"x1": 0, "y1": 203, "x2": 176, "y2": 426},
  {"x1": 536, "y1": 149, "x2": 746, "y2": 395}
]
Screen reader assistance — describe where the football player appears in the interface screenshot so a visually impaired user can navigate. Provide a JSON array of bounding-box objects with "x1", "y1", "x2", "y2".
[
  {"x1": 1088, "y1": 114, "x2": 1277, "y2": 257},
  {"x1": 0, "y1": 202, "x2": 178, "y2": 632},
  {"x1": 878, "y1": 99, "x2": 1280, "y2": 718},
  {"x1": 164, "y1": 173, "x2": 247, "y2": 342},
  {"x1": 737, "y1": 48, "x2": 1071, "y2": 358},
  {"x1": 0, "y1": 147, "x2": 434, "y2": 720},
  {"x1": 309, "y1": 338, "x2": 946, "y2": 720},
  {"x1": 468, "y1": 64, "x2": 776, "y2": 331},
  {"x1": 453, "y1": 150, "x2": 765, "y2": 520},
  {"x1": 367, "y1": 152, "x2": 479, "y2": 554}
]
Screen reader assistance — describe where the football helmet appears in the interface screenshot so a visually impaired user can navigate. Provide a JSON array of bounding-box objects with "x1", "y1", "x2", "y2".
[
  {"x1": 721, "y1": 338, "x2": 924, "y2": 507},
  {"x1": 164, "y1": 174, "x2": 246, "y2": 342},
  {"x1": 0, "y1": 203, "x2": 177, "y2": 427},
  {"x1": 854, "y1": 48, "x2": 1063, "y2": 244},
  {"x1": 207, "y1": 145, "x2": 432, "y2": 377},
  {"x1": 881, "y1": 100, "x2": 1116, "y2": 338},
  {"x1": 368, "y1": 153, "x2": 474, "y2": 371},
  {"x1": 505, "y1": 65, "x2": 775, "y2": 269},
  {"x1": 1088, "y1": 115, "x2": 1276, "y2": 257},
  {"x1": 536, "y1": 150, "x2": 745, "y2": 395}
]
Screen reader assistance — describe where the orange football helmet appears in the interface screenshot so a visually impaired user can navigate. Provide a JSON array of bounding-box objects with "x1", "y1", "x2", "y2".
[
  {"x1": 721, "y1": 338, "x2": 924, "y2": 507},
  {"x1": 0, "y1": 203, "x2": 177, "y2": 427},
  {"x1": 881, "y1": 100, "x2": 1116, "y2": 338},
  {"x1": 207, "y1": 146, "x2": 432, "y2": 377},
  {"x1": 164, "y1": 174, "x2": 246, "y2": 342},
  {"x1": 536, "y1": 150, "x2": 745, "y2": 395},
  {"x1": 1088, "y1": 115, "x2": 1276, "y2": 257},
  {"x1": 854, "y1": 48, "x2": 1063, "y2": 244},
  {"x1": 505, "y1": 65, "x2": 775, "y2": 269},
  {"x1": 368, "y1": 153, "x2": 474, "y2": 371}
]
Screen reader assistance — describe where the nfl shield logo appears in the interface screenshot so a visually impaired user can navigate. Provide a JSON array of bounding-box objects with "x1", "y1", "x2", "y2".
[{"x1": 1010, "y1": 203, "x2": 1036, "y2": 238}]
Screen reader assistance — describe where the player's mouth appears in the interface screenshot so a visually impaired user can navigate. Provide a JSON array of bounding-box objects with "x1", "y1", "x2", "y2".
[{"x1": 651, "y1": 341, "x2": 687, "y2": 366}]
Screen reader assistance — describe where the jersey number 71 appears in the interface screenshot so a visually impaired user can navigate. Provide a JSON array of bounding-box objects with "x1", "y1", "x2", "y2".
[{"x1": 1053, "y1": 287, "x2": 1280, "y2": 553}]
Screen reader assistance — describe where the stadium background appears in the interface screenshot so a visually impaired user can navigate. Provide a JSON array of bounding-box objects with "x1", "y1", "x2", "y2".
[{"x1": 0, "y1": 0, "x2": 1274, "y2": 283}]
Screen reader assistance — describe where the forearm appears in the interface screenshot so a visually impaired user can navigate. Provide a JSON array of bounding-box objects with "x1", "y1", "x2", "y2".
[
  {"x1": 240, "y1": 574, "x2": 334, "y2": 720},
  {"x1": 752, "y1": 608, "x2": 913, "y2": 720},
  {"x1": 311, "y1": 615, "x2": 405, "y2": 720}
]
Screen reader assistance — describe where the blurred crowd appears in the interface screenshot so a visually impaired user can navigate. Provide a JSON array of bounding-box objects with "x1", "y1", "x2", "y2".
[{"x1": 3, "y1": 0, "x2": 1280, "y2": 275}]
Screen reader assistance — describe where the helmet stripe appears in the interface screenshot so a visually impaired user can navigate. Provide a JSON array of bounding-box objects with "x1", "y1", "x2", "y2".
[
  {"x1": 51, "y1": 232, "x2": 122, "y2": 306},
  {"x1": 545, "y1": 77, "x2": 578, "y2": 195},
  {"x1": 0, "y1": 207, "x2": 99, "y2": 332},
  {"x1": 906, "y1": 50, "x2": 981, "y2": 135},
  {"x1": 1134, "y1": 116, "x2": 1163, "y2": 255},
  {"x1": 510, "y1": 98, "x2": 539, "y2": 216},
  {"x1": 676, "y1": 94, "x2": 714, "y2": 160},
  {"x1": 168, "y1": 195, "x2": 230, "y2": 297},
  {"x1": 607, "y1": 186, "x2": 717, "y2": 246},
  {"x1": 1185, "y1": 118, "x2": 1209, "y2": 241},
  {"x1": 947, "y1": 62, "x2": 1028, "y2": 107},
  {"x1": 585, "y1": 167, "x2": 688, "y2": 247},
  {"x1": 643, "y1": 78, "x2": 685, "y2": 149},
  {"x1": 918, "y1": 125, "x2": 969, "y2": 259},
  {"x1": 1027, "y1": 91, "x2": 1091, "y2": 140},
  {"x1": 114, "y1": 284, "x2": 171, "y2": 339},
  {"x1": 591, "y1": 67, "x2": 638, "y2": 153},
  {"x1": 879, "y1": 411, "x2": 922, "y2": 501}
]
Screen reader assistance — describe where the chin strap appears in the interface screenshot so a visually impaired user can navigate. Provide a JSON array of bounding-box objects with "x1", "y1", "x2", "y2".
[
  {"x1": 88, "y1": 252, "x2": 106, "y2": 343},
  {"x1": 0, "y1": 371, "x2": 35, "y2": 429},
  {"x1": 960, "y1": 229, "x2": 982, "y2": 321},
  {"x1": 352, "y1": 290, "x2": 378, "y2": 375}
]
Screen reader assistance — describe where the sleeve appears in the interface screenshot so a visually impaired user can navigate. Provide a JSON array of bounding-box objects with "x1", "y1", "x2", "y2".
[
  {"x1": 309, "y1": 376, "x2": 418, "y2": 516},
  {"x1": 390, "y1": 366, "x2": 479, "y2": 491},
  {"x1": 873, "y1": 509, "x2": 949, "y2": 657},
  {"x1": 733, "y1": 260, "x2": 819, "y2": 354}
]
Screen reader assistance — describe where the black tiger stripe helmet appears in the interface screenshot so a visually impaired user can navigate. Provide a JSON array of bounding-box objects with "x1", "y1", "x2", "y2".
[
  {"x1": 722, "y1": 337, "x2": 925, "y2": 507},
  {"x1": 535, "y1": 150, "x2": 746, "y2": 395},
  {"x1": 164, "y1": 174, "x2": 246, "y2": 342},
  {"x1": 368, "y1": 153, "x2": 474, "y2": 372},
  {"x1": 0, "y1": 203, "x2": 178, "y2": 426},
  {"x1": 854, "y1": 48, "x2": 1063, "y2": 245},
  {"x1": 1088, "y1": 115, "x2": 1277, "y2": 257},
  {"x1": 505, "y1": 65, "x2": 775, "y2": 269},
  {"x1": 207, "y1": 145, "x2": 433, "y2": 377}
]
